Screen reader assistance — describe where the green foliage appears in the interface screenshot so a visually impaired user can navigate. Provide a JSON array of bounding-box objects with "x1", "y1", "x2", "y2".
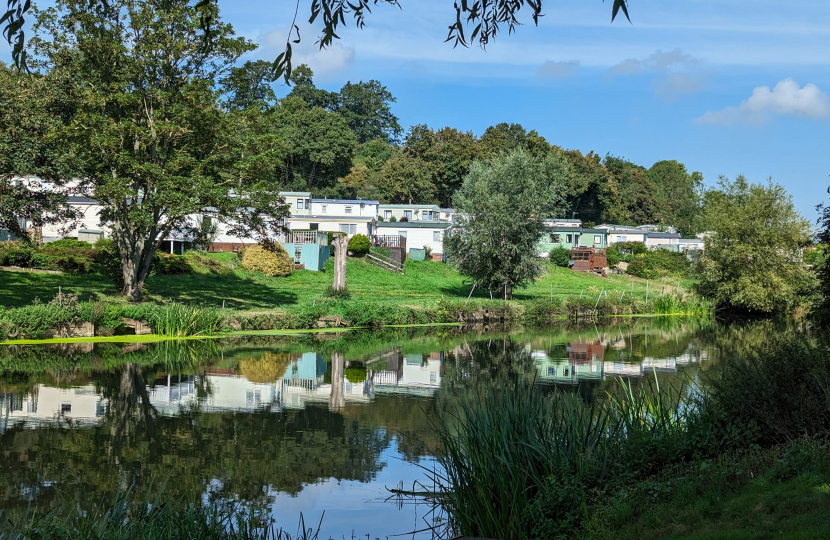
[
  {"x1": 445, "y1": 149, "x2": 568, "y2": 299},
  {"x1": 549, "y1": 246, "x2": 571, "y2": 267},
  {"x1": 695, "y1": 176, "x2": 816, "y2": 313},
  {"x1": 431, "y1": 376, "x2": 693, "y2": 540},
  {"x1": 322, "y1": 286, "x2": 351, "y2": 300},
  {"x1": 626, "y1": 250, "x2": 690, "y2": 280},
  {"x1": 241, "y1": 245, "x2": 293, "y2": 277},
  {"x1": 646, "y1": 160, "x2": 704, "y2": 237},
  {"x1": 347, "y1": 234, "x2": 370, "y2": 257},
  {"x1": 2, "y1": 491, "x2": 323, "y2": 539},
  {"x1": 696, "y1": 336, "x2": 830, "y2": 449},
  {"x1": 0, "y1": 241, "x2": 35, "y2": 266},
  {"x1": 153, "y1": 254, "x2": 193, "y2": 275},
  {"x1": 816, "y1": 191, "x2": 830, "y2": 327},
  {"x1": 345, "y1": 365, "x2": 367, "y2": 384},
  {"x1": 28, "y1": 0, "x2": 289, "y2": 301}
]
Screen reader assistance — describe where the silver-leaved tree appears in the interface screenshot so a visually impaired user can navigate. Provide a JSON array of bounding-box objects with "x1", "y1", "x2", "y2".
[{"x1": 444, "y1": 149, "x2": 567, "y2": 300}]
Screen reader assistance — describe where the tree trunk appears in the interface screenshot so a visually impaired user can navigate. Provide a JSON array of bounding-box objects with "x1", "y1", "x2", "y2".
[
  {"x1": 329, "y1": 352, "x2": 345, "y2": 411},
  {"x1": 332, "y1": 234, "x2": 348, "y2": 291},
  {"x1": 503, "y1": 282, "x2": 513, "y2": 301}
]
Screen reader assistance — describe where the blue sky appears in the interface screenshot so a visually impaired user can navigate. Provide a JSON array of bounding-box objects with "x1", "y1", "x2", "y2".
[{"x1": 5, "y1": 1, "x2": 830, "y2": 223}]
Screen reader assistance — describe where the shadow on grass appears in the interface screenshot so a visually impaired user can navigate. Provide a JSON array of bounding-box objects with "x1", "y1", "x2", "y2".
[
  {"x1": 0, "y1": 271, "x2": 116, "y2": 307},
  {"x1": 0, "y1": 271, "x2": 298, "y2": 310},
  {"x1": 147, "y1": 272, "x2": 298, "y2": 310}
]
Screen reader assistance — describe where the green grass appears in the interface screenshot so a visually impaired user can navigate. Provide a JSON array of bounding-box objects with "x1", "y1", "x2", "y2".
[
  {"x1": 1, "y1": 256, "x2": 689, "y2": 311},
  {"x1": 596, "y1": 444, "x2": 830, "y2": 540}
]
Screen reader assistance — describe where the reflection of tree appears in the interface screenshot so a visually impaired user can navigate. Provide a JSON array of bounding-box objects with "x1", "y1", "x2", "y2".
[
  {"x1": 329, "y1": 353, "x2": 345, "y2": 411},
  {"x1": 101, "y1": 364, "x2": 160, "y2": 468},
  {"x1": 0, "y1": 400, "x2": 389, "y2": 518}
]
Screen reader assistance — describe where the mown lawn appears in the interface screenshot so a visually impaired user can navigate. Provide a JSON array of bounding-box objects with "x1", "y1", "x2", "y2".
[{"x1": 0, "y1": 254, "x2": 691, "y2": 311}]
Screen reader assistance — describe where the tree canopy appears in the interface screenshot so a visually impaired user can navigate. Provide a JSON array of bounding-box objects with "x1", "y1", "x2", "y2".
[
  {"x1": 27, "y1": 0, "x2": 289, "y2": 300},
  {"x1": 694, "y1": 176, "x2": 815, "y2": 314},
  {"x1": 815, "y1": 189, "x2": 830, "y2": 327},
  {"x1": 444, "y1": 149, "x2": 568, "y2": 299}
]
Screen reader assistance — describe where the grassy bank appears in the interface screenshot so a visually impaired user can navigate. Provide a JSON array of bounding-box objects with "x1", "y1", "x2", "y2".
[
  {"x1": 1, "y1": 251, "x2": 692, "y2": 310},
  {"x1": 425, "y1": 334, "x2": 830, "y2": 539},
  {"x1": 1, "y1": 252, "x2": 704, "y2": 341}
]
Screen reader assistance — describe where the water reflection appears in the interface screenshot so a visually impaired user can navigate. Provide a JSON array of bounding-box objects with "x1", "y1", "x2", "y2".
[{"x1": 0, "y1": 319, "x2": 777, "y2": 538}]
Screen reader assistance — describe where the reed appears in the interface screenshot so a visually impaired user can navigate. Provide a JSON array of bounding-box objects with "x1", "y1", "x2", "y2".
[
  {"x1": 142, "y1": 303, "x2": 225, "y2": 337},
  {"x1": 430, "y1": 376, "x2": 694, "y2": 540},
  {"x1": 1, "y1": 489, "x2": 325, "y2": 540}
]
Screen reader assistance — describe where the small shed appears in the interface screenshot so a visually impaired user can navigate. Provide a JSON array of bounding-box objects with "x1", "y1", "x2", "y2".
[{"x1": 570, "y1": 247, "x2": 607, "y2": 272}]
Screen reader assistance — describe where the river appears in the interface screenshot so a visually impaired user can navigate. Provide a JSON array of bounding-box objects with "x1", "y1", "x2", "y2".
[{"x1": 0, "y1": 318, "x2": 790, "y2": 538}]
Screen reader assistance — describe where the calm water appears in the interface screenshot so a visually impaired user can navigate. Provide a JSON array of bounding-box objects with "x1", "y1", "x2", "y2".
[{"x1": 0, "y1": 319, "x2": 786, "y2": 538}]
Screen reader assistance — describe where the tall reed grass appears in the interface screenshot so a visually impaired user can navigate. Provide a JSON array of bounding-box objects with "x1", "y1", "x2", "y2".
[
  {"x1": 123, "y1": 303, "x2": 225, "y2": 337},
  {"x1": 1, "y1": 489, "x2": 325, "y2": 540},
  {"x1": 430, "y1": 376, "x2": 694, "y2": 540}
]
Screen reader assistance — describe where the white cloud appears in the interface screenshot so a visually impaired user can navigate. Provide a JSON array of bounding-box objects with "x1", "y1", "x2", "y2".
[
  {"x1": 537, "y1": 60, "x2": 579, "y2": 79},
  {"x1": 258, "y1": 28, "x2": 355, "y2": 80},
  {"x1": 696, "y1": 78, "x2": 830, "y2": 125},
  {"x1": 610, "y1": 48, "x2": 698, "y2": 75}
]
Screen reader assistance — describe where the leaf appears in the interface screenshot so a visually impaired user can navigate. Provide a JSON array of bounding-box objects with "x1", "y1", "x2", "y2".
[{"x1": 610, "y1": 0, "x2": 631, "y2": 23}]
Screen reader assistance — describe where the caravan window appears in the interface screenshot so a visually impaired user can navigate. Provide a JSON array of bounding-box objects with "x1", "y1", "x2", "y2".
[{"x1": 297, "y1": 199, "x2": 304, "y2": 210}]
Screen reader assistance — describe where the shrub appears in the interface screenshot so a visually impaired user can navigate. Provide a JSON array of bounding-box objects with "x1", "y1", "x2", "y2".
[
  {"x1": 93, "y1": 238, "x2": 124, "y2": 287},
  {"x1": 606, "y1": 245, "x2": 621, "y2": 267},
  {"x1": 0, "y1": 242, "x2": 35, "y2": 267},
  {"x1": 240, "y1": 244, "x2": 293, "y2": 277},
  {"x1": 696, "y1": 336, "x2": 830, "y2": 449},
  {"x1": 347, "y1": 234, "x2": 370, "y2": 257},
  {"x1": 549, "y1": 246, "x2": 571, "y2": 267},
  {"x1": 626, "y1": 258, "x2": 657, "y2": 280},
  {"x1": 614, "y1": 241, "x2": 648, "y2": 257},
  {"x1": 154, "y1": 254, "x2": 193, "y2": 275}
]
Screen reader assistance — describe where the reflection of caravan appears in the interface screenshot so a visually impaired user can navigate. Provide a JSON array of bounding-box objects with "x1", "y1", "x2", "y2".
[
  {"x1": 280, "y1": 352, "x2": 371, "y2": 409},
  {"x1": 370, "y1": 351, "x2": 443, "y2": 396},
  {"x1": 0, "y1": 385, "x2": 106, "y2": 432},
  {"x1": 533, "y1": 349, "x2": 603, "y2": 385}
]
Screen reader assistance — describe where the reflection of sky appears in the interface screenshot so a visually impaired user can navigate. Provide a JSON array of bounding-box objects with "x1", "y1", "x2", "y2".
[{"x1": 266, "y1": 440, "x2": 438, "y2": 540}]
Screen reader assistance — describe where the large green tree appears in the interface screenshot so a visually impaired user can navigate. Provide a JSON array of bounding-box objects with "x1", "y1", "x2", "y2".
[
  {"x1": 0, "y1": 63, "x2": 79, "y2": 240},
  {"x1": 272, "y1": 96, "x2": 358, "y2": 193},
  {"x1": 444, "y1": 150, "x2": 567, "y2": 299},
  {"x1": 646, "y1": 160, "x2": 703, "y2": 236},
  {"x1": 815, "y1": 188, "x2": 830, "y2": 326},
  {"x1": 31, "y1": 0, "x2": 289, "y2": 301},
  {"x1": 288, "y1": 65, "x2": 401, "y2": 144},
  {"x1": 695, "y1": 176, "x2": 815, "y2": 314},
  {"x1": 602, "y1": 156, "x2": 661, "y2": 225},
  {"x1": 403, "y1": 125, "x2": 483, "y2": 207}
]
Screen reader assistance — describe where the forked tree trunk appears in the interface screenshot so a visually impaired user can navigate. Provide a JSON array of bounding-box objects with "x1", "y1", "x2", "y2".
[{"x1": 332, "y1": 234, "x2": 348, "y2": 291}]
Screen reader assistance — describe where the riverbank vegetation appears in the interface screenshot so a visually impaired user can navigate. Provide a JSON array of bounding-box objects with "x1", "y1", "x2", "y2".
[
  {"x1": 1, "y1": 247, "x2": 709, "y2": 341},
  {"x1": 427, "y1": 334, "x2": 830, "y2": 539}
]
